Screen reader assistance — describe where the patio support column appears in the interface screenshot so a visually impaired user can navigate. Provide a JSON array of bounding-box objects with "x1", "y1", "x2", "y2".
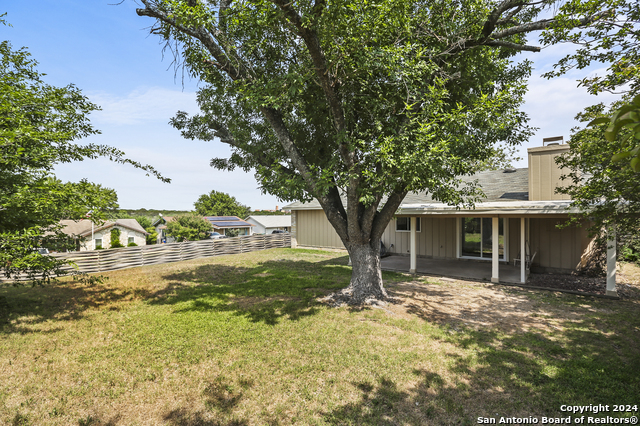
[
  {"x1": 606, "y1": 228, "x2": 617, "y2": 296},
  {"x1": 491, "y1": 216, "x2": 499, "y2": 283},
  {"x1": 520, "y1": 217, "x2": 526, "y2": 283},
  {"x1": 410, "y1": 217, "x2": 417, "y2": 273}
]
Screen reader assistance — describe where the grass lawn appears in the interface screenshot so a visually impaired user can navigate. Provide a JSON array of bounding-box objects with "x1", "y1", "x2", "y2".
[{"x1": 1, "y1": 248, "x2": 639, "y2": 425}]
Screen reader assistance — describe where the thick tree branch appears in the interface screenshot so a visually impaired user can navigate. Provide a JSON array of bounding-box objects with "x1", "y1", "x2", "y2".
[
  {"x1": 443, "y1": 6, "x2": 610, "y2": 55},
  {"x1": 269, "y1": 0, "x2": 354, "y2": 169},
  {"x1": 493, "y1": 11, "x2": 609, "y2": 40},
  {"x1": 481, "y1": 0, "x2": 526, "y2": 40},
  {"x1": 485, "y1": 40, "x2": 541, "y2": 51},
  {"x1": 371, "y1": 188, "x2": 408, "y2": 241},
  {"x1": 137, "y1": 1, "x2": 249, "y2": 80},
  {"x1": 360, "y1": 192, "x2": 385, "y2": 239}
]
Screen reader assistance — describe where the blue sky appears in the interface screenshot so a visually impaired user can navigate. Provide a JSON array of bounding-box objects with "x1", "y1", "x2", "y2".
[{"x1": 2, "y1": 2, "x2": 621, "y2": 211}]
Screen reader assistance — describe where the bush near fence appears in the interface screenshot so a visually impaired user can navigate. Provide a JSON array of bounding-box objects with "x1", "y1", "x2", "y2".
[{"x1": 1, "y1": 233, "x2": 291, "y2": 282}]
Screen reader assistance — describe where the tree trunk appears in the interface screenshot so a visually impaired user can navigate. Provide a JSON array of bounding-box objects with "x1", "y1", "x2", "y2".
[{"x1": 343, "y1": 240, "x2": 388, "y2": 304}]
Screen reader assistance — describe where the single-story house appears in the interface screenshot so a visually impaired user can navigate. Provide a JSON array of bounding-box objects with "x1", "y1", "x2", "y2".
[
  {"x1": 245, "y1": 215, "x2": 291, "y2": 234},
  {"x1": 152, "y1": 216, "x2": 175, "y2": 243},
  {"x1": 203, "y1": 216, "x2": 254, "y2": 236},
  {"x1": 284, "y1": 141, "x2": 618, "y2": 296},
  {"x1": 60, "y1": 219, "x2": 148, "y2": 251}
]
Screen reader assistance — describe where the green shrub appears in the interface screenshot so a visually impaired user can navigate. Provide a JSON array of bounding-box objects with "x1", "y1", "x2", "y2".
[
  {"x1": 621, "y1": 239, "x2": 640, "y2": 264},
  {"x1": 127, "y1": 242, "x2": 138, "y2": 247},
  {"x1": 145, "y1": 226, "x2": 158, "y2": 245}
]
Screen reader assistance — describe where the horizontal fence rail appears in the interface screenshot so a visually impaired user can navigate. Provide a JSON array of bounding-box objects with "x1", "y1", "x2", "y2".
[{"x1": 1, "y1": 234, "x2": 291, "y2": 282}]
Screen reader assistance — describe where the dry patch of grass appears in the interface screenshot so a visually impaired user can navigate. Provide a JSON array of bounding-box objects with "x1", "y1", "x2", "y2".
[
  {"x1": 1, "y1": 248, "x2": 638, "y2": 425},
  {"x1": 618, "y1": 262, "x2": 640, "y2": 299}
]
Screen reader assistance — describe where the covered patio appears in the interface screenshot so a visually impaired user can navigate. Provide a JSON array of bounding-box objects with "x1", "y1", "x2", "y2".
[{"x1": 380, "y1": 255, "x2": 525, "y2": 283}]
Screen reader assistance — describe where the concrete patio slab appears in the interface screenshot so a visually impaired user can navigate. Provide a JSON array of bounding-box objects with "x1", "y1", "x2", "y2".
[{"x1": 381, "y1": 255, "x2": 525, "y2": 283}]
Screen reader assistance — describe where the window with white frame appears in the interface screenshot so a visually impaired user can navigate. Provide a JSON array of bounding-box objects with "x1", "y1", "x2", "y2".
[
  {"x1": 128, "y1": 236, "x2": 135, "y2": 244},
  {"x1": 95, "y1": 238, "x2": 102, "y2": 249},
  {"x1": 396, "y1": 217, "x2": 421, "y2": 232}
]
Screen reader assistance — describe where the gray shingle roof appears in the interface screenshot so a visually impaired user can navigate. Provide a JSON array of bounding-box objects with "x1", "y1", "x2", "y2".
[{"x1": 283, "y1": 168, "x2": 529, "y2": 210}]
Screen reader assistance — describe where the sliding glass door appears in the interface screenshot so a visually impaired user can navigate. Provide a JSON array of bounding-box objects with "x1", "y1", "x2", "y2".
[{"x1": 461, "y1": 218, "x2": 505, "y2": 260}]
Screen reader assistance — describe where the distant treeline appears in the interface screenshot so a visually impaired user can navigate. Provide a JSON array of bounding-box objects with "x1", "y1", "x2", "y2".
[
  {"x1": 114, "y1": 209, "x2": 191, "y2": 218},
  {"x1": 113, "y1": 208, "x2": 290, "y2": 219}
]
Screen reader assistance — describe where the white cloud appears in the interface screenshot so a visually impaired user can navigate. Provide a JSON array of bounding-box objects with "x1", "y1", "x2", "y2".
[
  {"x1": 512, "y1": 73, "x2": 622, "y2": 167},
  {"x1": 87, "y1": 87, "x2": 199, "y2": 126}
]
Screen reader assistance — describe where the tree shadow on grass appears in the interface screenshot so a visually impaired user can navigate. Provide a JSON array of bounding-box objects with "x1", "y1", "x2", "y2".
[
  {"x1": 323, "y1": 289, "x2": 640, "y2": 424},
  {"x1": 0, "y1": 253, "x2": 406, "y2": 333},
  {"x1": 0, "y1": 254, "x2": 355, "y2": 333},
  {"x1": 163, "y1": 409, "x2": 249, "y2": 426},
  {"x1": 0, "y1": 281, "x2": 154, "y2": 335},
  {"x1": 162, "y1": 375, "x2": 256, "y2": 426},
  {"x1": 151, "y1": 258, "x2": 356, "y2": 325}
]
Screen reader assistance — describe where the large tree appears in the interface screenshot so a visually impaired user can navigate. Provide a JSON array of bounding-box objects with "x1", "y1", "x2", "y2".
[
  {"x1": 194, "y1": 190, "x2": 251, "y2": 217},
  {"x1": 166, "y1": 214, "x2": 213, "y2": 241},
  {"x1": 0, "y1": 37, "x2": 166, "y2": 284},
  {"x1": 136, "y1": 0, "x2": 608, "y2": 303},
  {"x1": 543, "y1": 0, "x2": 640, "y2": 258}
]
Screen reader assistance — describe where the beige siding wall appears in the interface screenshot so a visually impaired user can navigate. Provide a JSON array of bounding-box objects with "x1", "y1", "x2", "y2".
[
  {"x1": 296, "y1": 211, "x2": 458, "y2": 258},
  {"x1": 294, "y1": 210, "x2": 592, "y2": 273},
  {"x1": 528, "y1": 145, "x2": 571, "y2": 201},
  {"x1": 529, "y1": 218, "x2": 591, "y2": 272},
  {"x1": 381, "y1": 217, "x2": 457, "y2": 258},
  {"x1": 296, "y1": 210, "x2": 345, "y2": 249}
]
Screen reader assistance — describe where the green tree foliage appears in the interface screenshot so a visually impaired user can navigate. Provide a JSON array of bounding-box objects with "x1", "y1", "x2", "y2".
[
  {"x1": 165, "y1": 214, "x2": 212, "y2": 242},
  {"x1": 113, "y1": 208, "x2": 190, "y2": 218},
  {"x1": 136, "y1": 0, "x2": 610, "y2": 302},
  {"x1": 0, "y1": 36, "x2": 167, "y2": 284},
  {"x1": 194, "y1": 190, "x2": 251, "y2": 218},
  {"x1": 541, "y1": 0, "x2": 639, "y2": 97},
  {"x1": 135, "y1": 216, "x2": 159, "y2": 245},
  {"x1": 556, "y1": 102, "x2": 639, "y2": 254},
  {"x1": 593, "y1": 95, "x2": 640, "y2": 173},
  {"x1": 543, "y1": 0, "x2": 639, "y2": 258}
]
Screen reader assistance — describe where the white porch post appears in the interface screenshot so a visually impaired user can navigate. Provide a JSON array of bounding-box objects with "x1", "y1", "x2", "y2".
[
  {"x1": 606, "y1": 228, "x2": 617, "y2": 296},
  {"x1": 520, "y1": 217, "x2": 526, "y2": 283},
  {"x1": 491, "y1": 216, "x2": 499, "y2": 283},
  {"x1": 410, "y1": 217, "x2": 417, "y2": 273}
]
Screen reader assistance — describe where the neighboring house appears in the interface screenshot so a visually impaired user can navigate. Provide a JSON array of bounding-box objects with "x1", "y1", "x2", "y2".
[
  {"x1": 245, "y1": 215, "x2": 291, "y2": 234},
  {"x1": 152, "y1": 216, "x2": 175, "y2": 244},
  {"x1": 59, "y1": 219, "x2": 148, "y2": 251},
  {"x1": 203, "y1": 216, "x2": 254, "y2": 236},
  {"x1": 283, "y1": 140, "x2": 618, "y2": 295}
]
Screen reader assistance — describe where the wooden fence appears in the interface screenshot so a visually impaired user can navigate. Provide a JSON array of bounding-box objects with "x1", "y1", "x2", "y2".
[{"x1": 2, "y1": 234, "x2": 291, "y2": 281}]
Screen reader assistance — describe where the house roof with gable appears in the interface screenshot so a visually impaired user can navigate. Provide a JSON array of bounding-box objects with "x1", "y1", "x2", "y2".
[
  {"x1": 245, "y1": 215, "x2": 292, "y2": 228},
  {"x1": 60, "y1": 219, "x2": 149, "y2": 237}
]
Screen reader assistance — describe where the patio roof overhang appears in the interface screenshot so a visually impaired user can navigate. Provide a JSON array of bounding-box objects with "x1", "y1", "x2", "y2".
[{"x1": 396, "y1": 200, "x2": 580, "y2": 218}]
